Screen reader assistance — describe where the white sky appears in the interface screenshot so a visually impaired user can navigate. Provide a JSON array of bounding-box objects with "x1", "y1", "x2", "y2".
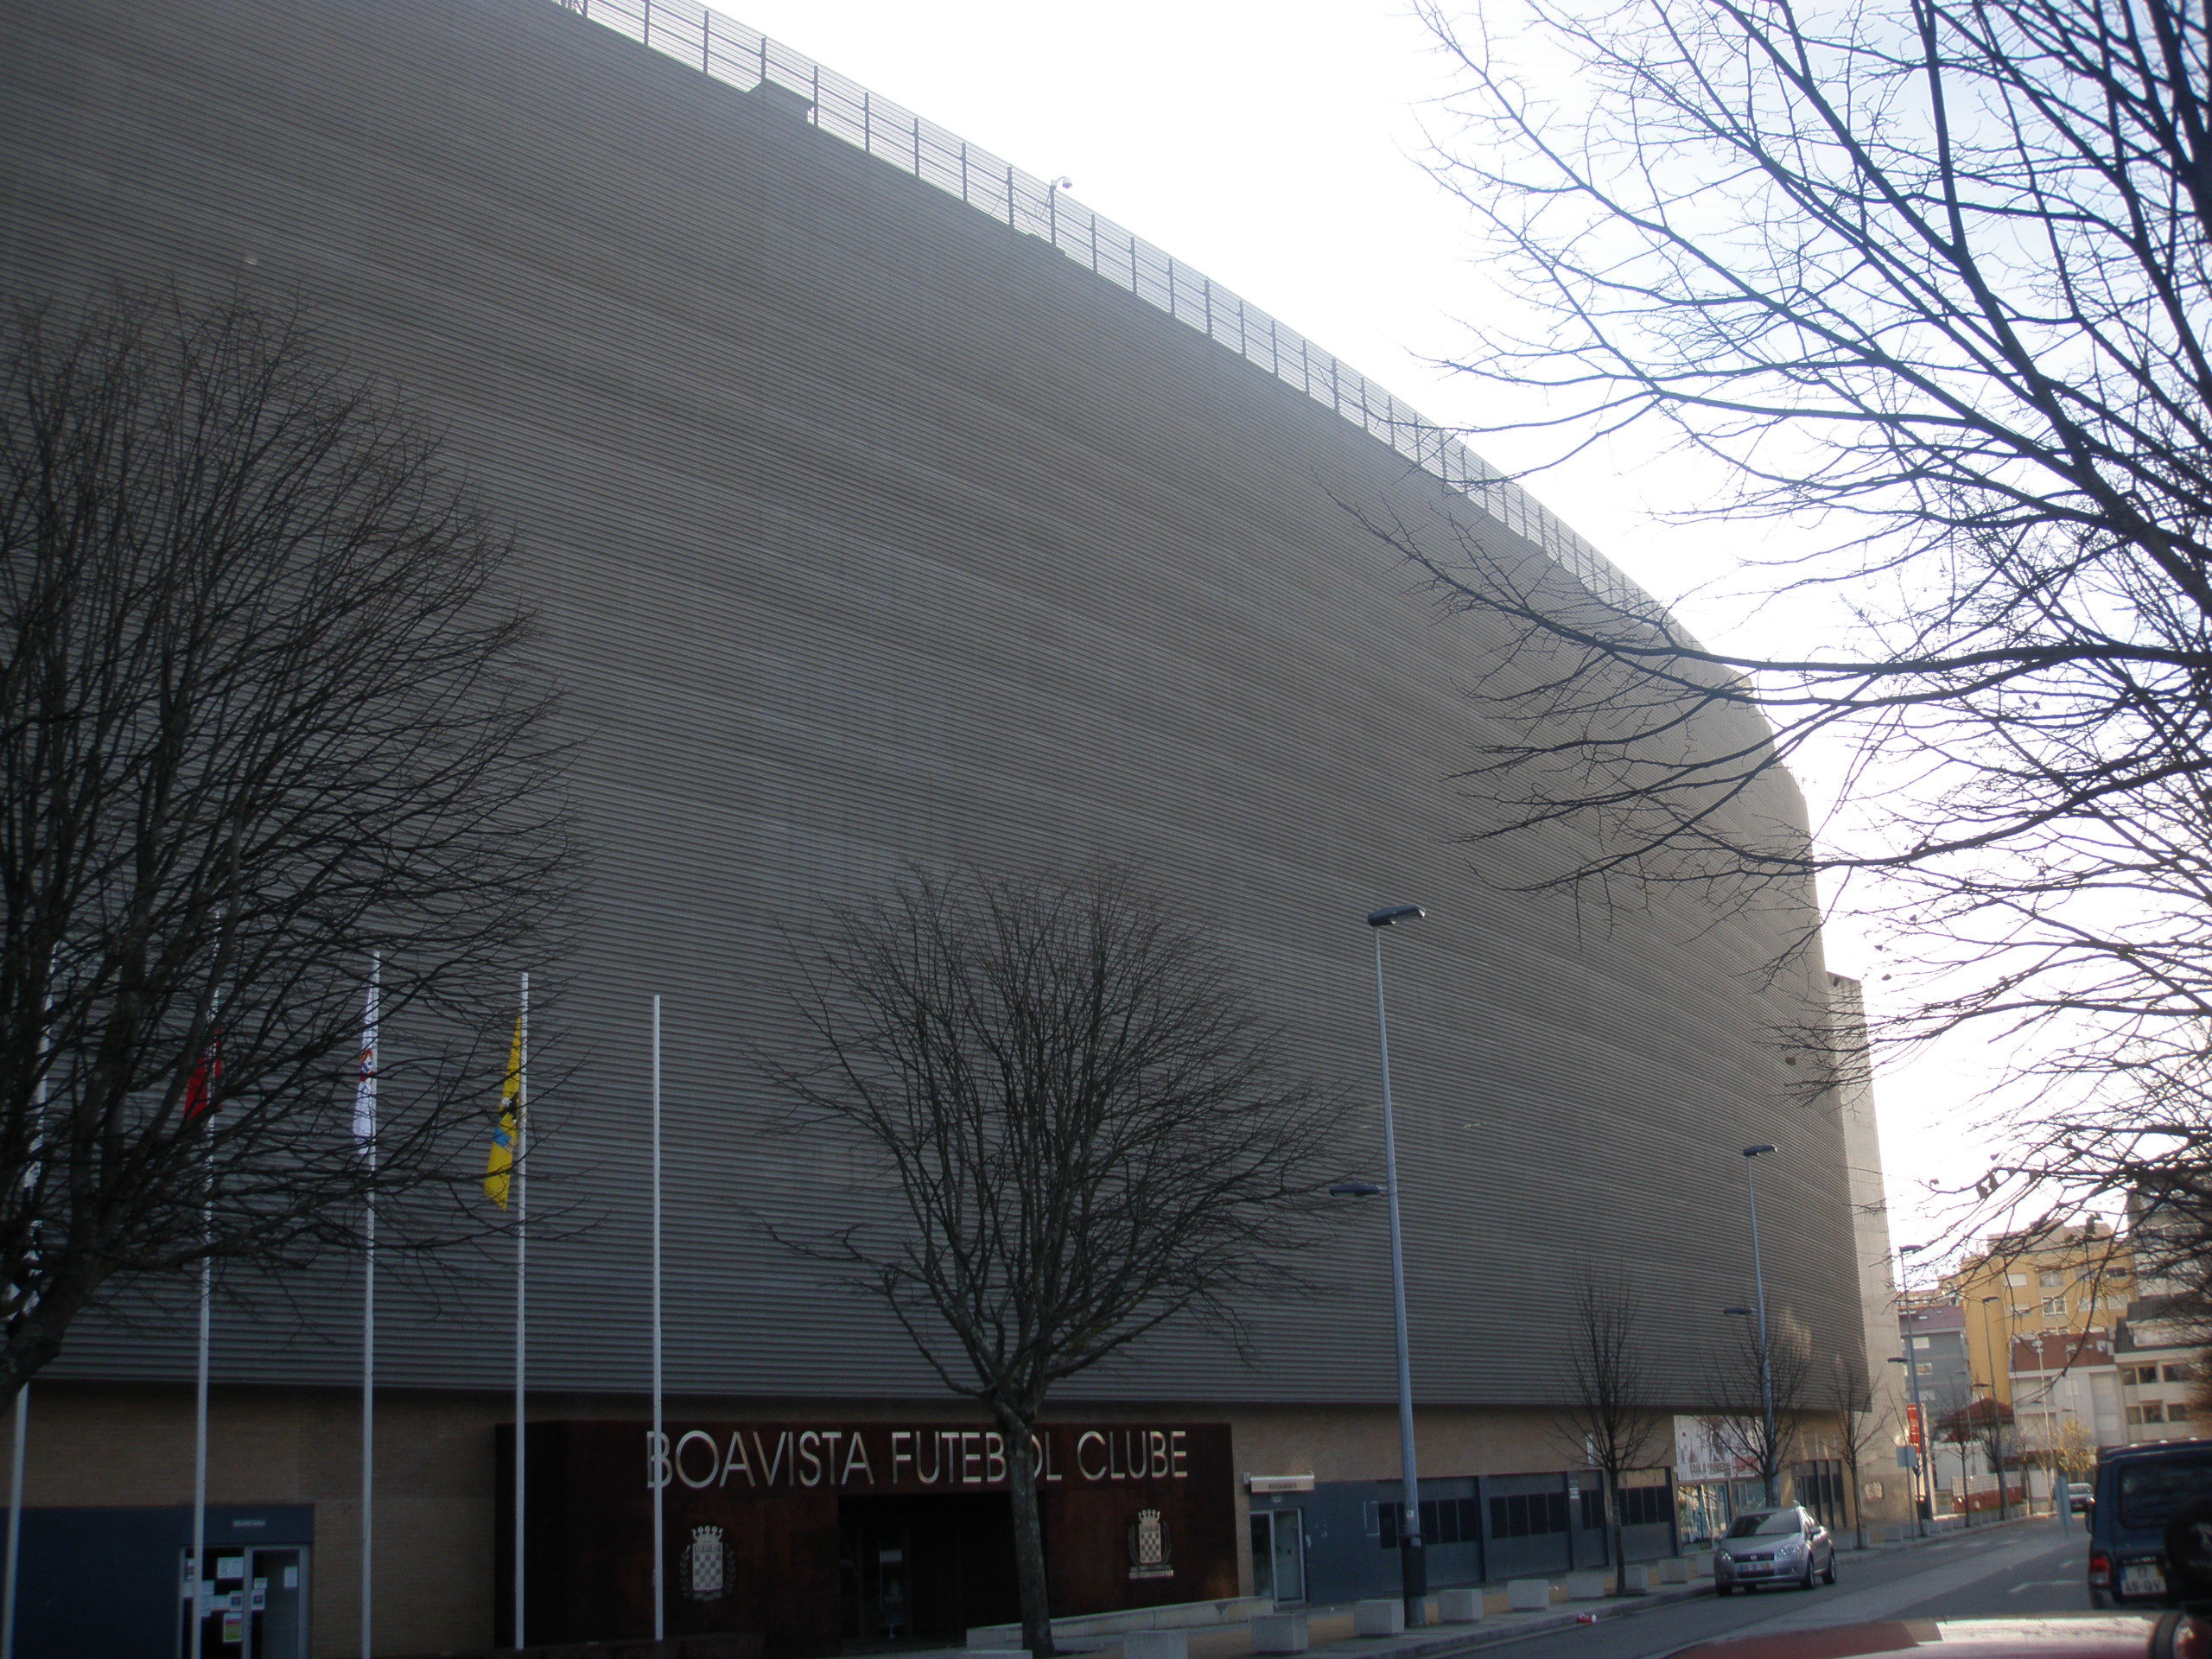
[{"x1": 702, "y1": 0, "x2": 1995, "y2": 1255}]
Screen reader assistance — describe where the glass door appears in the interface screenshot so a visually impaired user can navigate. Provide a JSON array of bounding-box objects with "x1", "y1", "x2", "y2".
[
  {"x1": 250, "y1": 1548, "x2": 308, "y2": 1659},
  {"x1": 1248, "y1": 1510, "x2": 1306, "y2": 1603},
  {"x1": 181, "y1": 1549, "x2": 249, "y2": 1658},
  {"x1": 180, "y1": 1547, "x2": 309, "y2": 1658}
]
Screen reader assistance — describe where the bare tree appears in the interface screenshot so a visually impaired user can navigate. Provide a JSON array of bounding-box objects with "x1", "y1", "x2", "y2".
[
  {"x1": 766, "y1": 864, "x2": 1343, "y2": 1656},
  {"x1": 1824, "y1": 1355, "x2": 1895, "y2": 1548},
  {"x1": 1705, "y1": 1313, "x2": 1817, "y2": 1510},
  {"x1": 1387, "y1": 0, "x2": 2212, "y2": 1230},
  {"x1": 1929, "y1": 1380, "x2": 1983, "y2": 1521},
  {"x1": 1940, "y1": 1394, "x2": 2016, "y2": 1518},
  {"x1": 1554, "y1": 1270, "x2": 1670, "y2": 1593},
  {"x1": 0, "y1": 289, "x2": 570, "y2": 1402}
]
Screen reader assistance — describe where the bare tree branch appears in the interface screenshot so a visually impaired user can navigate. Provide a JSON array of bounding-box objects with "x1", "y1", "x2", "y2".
[
  {"x1": 761, "y1": 863, "x2": 1344, "y2": 1654},
  {"x1": 1398, "y1": 0, "x2": 2212, "y2": 1244},
  {"x1": 1553, "y1": 1268, "x2": 1671, "y2": 1593},
  {"x1": 0, "y1": 288, "x2": 574, "y2": 1401}
]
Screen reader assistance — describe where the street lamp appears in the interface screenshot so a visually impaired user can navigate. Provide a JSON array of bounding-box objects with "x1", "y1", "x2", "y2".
[
  {"x1": 1885, "y1": 1357, "x2": 1925, "y2": 1532},
  {"x1": 1366, "y1": 903, "x2": 1427, "y2": 1626},
  {"x1": 1896, "y1": 1243, "x2": 1933, "y2": 1535},
  {"x1": 1741, "y1": 1144, "x2": 1780, "y2": 1505},
  {"x1": 1046, "y1": 174, "x2": 1073, "y2": 246}
]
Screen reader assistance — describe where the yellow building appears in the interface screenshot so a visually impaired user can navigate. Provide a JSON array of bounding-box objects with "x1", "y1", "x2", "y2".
[{"x1": 1948, "y1": 1220, "x2": 2134, "y2": 1405}]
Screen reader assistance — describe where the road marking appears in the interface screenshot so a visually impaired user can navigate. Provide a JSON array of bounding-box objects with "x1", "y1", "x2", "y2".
[{"x1": 1722, "y1": 1532, "x2": 2082, "y2": 1636}]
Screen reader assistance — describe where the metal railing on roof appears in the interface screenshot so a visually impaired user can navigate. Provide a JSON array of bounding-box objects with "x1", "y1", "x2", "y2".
[{"x1": 554, "y1": 0, "x2": 1649, "y2": 613}]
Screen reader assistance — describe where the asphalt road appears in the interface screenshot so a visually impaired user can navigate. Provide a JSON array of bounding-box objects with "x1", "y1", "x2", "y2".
[{"x1": 1494, "y1": 1519, "x2": 2101, "y2": 1659}]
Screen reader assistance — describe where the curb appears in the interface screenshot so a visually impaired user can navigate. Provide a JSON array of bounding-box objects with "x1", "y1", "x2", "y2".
[
  {"x1": 1287, "y1": 1585, "x2": 1717, "y2": 1659},
  {"x1": 1306, "y1": 1516, "x2": 2065, "y2": 1659}
]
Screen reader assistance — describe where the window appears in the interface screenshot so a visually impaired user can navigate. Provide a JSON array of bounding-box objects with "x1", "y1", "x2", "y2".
[
  {"x1": 2133, "y1": 1365, "x2": 2164, "y2": 1386},
  {"x1": 1489, "y1": 1491, "x2": 1571, "y2": 1539},
  {"x1": 1916, "y1": 1362, "x2": 1935, "y2": 1376},
  {"x1": 2008, "y1": 1273, "x2": 2030, "y2": 1287},
  {"x1": 2168, "y1": 1363, "x2": 2195, "y2": 1382},
  {"x1": 2043, "y1": 1298, "x2": 2067, "y2": 1317},
  {"x1": 2040, "y1": 1270, "x2": 2064, "y2": 1288},
  {"x1": 2119, "y1": 1456, "x2": 2212, "y2": 1527},
  {"x1": 1618, "y1": 1485, "x2": 1672, "y2": 1528},
  {"x1": 1428, "y1": 1497, "x2": 1480, "y2": 1547},
  {"x1": 1726, "y1": 1510, "x2": 1805, "y2": 1539},
  {"x1": 1380, "y1": 1497, "x2": 1484, "y2": 1550}
]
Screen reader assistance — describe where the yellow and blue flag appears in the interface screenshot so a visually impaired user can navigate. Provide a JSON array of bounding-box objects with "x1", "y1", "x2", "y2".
[{"x1": 484, "y1": 1014, "x2": 523, "y2": 1208}]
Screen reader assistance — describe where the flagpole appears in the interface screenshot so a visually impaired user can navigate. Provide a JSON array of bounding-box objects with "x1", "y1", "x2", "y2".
[
  {"x1": 513, "y1": 971, "x2": 528, "y2": 1649},
  {"x1": 651, "y1": 995, "x2": 664, "y2": 1644},
  {"x1": 191, "y1": 1209, "x2": 210, "y2": 1659},
  {"x1": 0, "y1": 1379, "x2": 24, "y2": 1659},
  {"x1": 2, "y1": 1382, "x2": 22, "y2": 1659},
  {"x1": 359, "y1": 957, "x2": 379, "y2": 1659},
  {"x1": 189, "y1": 1014, "x2": 218, "y2": 1659}
]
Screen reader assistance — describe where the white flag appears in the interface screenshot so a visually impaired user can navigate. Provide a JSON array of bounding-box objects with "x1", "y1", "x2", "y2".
[{"x1": 352, "y1": 963, "x2": 378, "y2": 1150}]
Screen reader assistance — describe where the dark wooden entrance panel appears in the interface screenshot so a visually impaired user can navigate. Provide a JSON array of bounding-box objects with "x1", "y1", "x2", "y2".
[
  {"x1": 1040, "y1": 1429, "x2": 1237, "y2": 1611},
  {"x1": 837, "y1": 1492, "x2": 1018, "y2": 1640},
  {"x1": 500, "y1": 1420, "x2": 1234, "y2": 1653},
  {"x1": 504, "y1": 1421, "x2": 839, "y2": 1651}
]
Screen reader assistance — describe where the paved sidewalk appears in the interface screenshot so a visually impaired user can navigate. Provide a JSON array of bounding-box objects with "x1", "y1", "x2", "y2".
[{"x1": 918, "y1": 1516, "x2": 2063, "y2": 1659}]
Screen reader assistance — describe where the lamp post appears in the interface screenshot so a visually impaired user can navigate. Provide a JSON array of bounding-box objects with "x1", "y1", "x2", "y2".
[
  {"x1": 1896, "y1": 1243, "x2": 1933, "y2": 1535},
  {"x1": 1046, "y1": 174, "x2": 1072, "y2": 247},
  {"x1": 1742, "y1": 1144, "x2": 1780, "y2": 1504},
  {"x1": 1885, "y1": 1357, "x2": 1926, "y2": 1533},
  {"x1": 1359, "y1": 903, "x2": 1427, "y2": 1626}
]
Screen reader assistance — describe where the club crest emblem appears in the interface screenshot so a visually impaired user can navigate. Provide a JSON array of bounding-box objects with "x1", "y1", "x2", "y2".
[
  {"x1": 681, "y1": 1523, "x2": 735, "y2": 1600},
  {"x1": 1128, "y1": 1507, "x2": 1173, "y2": 1580}
]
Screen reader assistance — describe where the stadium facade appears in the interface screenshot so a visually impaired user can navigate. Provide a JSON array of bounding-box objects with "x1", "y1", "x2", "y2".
[{"x1": 0, "y1": 0, "x2": 1904, "y2": 1653}]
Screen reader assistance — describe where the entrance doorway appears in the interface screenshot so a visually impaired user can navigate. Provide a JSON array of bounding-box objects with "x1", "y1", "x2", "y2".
[
  {"x1": 836, "y1": 1494, "x2": 1017, "y2": 1643},
  {"x1": 1249, "y1": 1510, "x2": 1305, "y2": 1602},
  {"x1": 180, "y1": 1546, "x2": 308, "y2": 1659}
]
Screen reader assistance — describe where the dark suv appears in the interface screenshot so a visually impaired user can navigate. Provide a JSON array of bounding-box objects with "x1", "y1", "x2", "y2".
[{"x1": 2088, "y1": 1439, "x2": 2212, "y2": 1607}]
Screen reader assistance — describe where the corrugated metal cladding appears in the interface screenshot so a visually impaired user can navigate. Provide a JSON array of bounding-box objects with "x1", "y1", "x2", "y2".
[{"x1": 0, "y1": 0, "x2": 1865, "y2": 1408}]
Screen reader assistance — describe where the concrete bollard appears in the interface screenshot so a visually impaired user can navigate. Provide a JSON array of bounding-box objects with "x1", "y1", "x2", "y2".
[
  {"x1": 1437, "y1": 1588, "x2": 1485, "y2": 1624},
  {"x1": 1251, "y1": 1613, "x2": 1309, "y2": 1654},
  {"x1": 1353, "y1": 1599, "x2": 1406, "y2": 1637},
  {"x1": 1567, "y1": 1571, "x2": 1610, "y2": 1600},
  {"x1": 1508, "y1": 1579, "x2": 1552, "y2": 1611},
  {"x1": 1124, "y1": 1635, "x2": 1188, "y2": 1659},
  {"x1": 1656, "y1": 1557, "x2": 1690, "y2": 1585},
  {"x1": 1622, "y1": 1564, "x2": 1653, "y2": 1594}
]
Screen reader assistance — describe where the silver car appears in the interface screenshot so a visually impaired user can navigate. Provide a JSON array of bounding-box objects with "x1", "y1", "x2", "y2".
[{"x1": 1713, "y1": 1506, "x2": 1838, "y2": 1593}]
